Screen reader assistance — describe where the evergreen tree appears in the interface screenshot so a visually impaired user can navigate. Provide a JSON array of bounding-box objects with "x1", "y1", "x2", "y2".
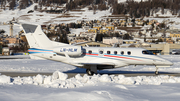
[{"x1": 9, "y1": 0, "x2": 16, "y2": 10}]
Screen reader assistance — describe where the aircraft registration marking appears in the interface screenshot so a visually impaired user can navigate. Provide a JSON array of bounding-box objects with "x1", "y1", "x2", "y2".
[{"x1": 60, "y1": 48, "x2": 77, "y2": 52}]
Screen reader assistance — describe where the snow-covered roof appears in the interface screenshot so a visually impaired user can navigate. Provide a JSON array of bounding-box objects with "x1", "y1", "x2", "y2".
[{"x1": 69, "y1": 28, "x2": 86, "y2": 36}]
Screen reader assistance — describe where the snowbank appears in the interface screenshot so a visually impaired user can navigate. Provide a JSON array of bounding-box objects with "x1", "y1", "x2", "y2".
[
  {"x1": 1, "y1": 71, "x2": 180, "y2": 88},
  {"x1": 0, "y1": 75, "x2": 11, "y2": 84}
]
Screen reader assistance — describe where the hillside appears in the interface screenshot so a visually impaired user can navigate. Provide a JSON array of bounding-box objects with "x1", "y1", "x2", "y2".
[{"x1": 1, "y1": 0, "x2": 180, "y2": 36}]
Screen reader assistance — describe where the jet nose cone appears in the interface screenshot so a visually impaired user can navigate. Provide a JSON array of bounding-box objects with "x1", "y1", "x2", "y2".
[{"x1": 166, "y1": 60, "x2": 173, "y2": 66}]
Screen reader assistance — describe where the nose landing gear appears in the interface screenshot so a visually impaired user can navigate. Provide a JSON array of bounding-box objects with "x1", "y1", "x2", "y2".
[{"x1": 155, "y1": 66, "x2": 159, "y2": 75}]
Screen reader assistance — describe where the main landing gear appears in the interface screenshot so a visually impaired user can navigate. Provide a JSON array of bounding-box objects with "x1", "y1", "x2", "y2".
[
  {"x1": 86, "y1": 65, "x2": 97, "y2": 76},
  {"x1": 155, "y1": 66, "x2": 159, "y2": 75},
  {"x1": 86, "y1": 69, "x2": 94, "y2": 75}
]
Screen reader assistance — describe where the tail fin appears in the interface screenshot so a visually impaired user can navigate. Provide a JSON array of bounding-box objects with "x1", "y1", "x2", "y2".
[{"x1": 21, "y1": 24, "x2": 52, "y2": 49}]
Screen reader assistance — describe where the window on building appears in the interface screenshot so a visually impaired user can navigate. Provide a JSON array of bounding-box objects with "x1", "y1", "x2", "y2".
[
  {"x1": 127, "y1": 51, "x2": 131, "y2": 55},
  {"x1": 142, "y1": 50, "x2": 154, "y2": 55},
  {"x1": 107, "y1": 51, "x2": 111, "y2": 54},
  {"x1": 89, "y1": 50, "x2": 92, "y2": 54},
  {"x1": 121, "y1": 51, "x2": 124, "y2": 55},
  {"x1": 114, "y1": 51, "x2": 117, "y2": 55}
]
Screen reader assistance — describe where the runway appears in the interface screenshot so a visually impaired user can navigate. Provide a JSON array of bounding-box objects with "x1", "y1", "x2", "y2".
[
  {"x1": 0, "y1": 55, "x2": 30, "y2": 59},
  {"x1": 1, "y1": 72, "x2": 180, "y2": 78}
]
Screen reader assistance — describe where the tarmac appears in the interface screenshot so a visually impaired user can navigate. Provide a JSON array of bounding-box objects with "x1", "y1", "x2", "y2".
[
  {"x1": 1, "y1": 72, "x2": 180, "y2": 79},
  {"x1": 0, "y1": 55, "x2": 30, "y2": 59},
  {"x1": 0, "y1": 55, "x2": 179, "y2": 78}
]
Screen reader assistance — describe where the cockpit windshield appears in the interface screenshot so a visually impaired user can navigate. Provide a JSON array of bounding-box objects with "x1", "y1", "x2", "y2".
[{"x1": 142, "y1": 50, "x2": 154, "y2": 55}]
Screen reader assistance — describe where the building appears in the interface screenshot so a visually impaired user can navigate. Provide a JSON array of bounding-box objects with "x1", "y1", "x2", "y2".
[
  {"x1": 67, "y1": 34, "x2": 76, "y2": 42},
  {"x1": 2, "y1": 47, "x2": 10, "y2": 56},
  {"x1": 160, "y1": 37, "x2": 174, "y2": 44},
  {"x1": 79, "y1": 32, "x2": 97, "y2": 41},
  {"x1": 0, "y1": 45, "x2": 2, "y2": 55},
  {"x1": 83, "y1": 26, "x2": 90, "y2": 30},
  {"x1": 20, "y1": 35, "x2": 27, "y2": 43},
  {"x1": 74, "y1": 41, "x2": 112, "y2": 47},
  {"x1": 123, "y1": 40, "x2": 137, "y2": 44},
  {"x1": 100, "y1": 28, "x2": 109, "y2": 33},
  {"x1": 73, "y1": 39, "x2": 88, "y2": 43},
  {"x1": 122, "y1": 43, "x2": 180, "y2": 55},
  {"x1": 88, "y1": 28, "x2": 97, "y2": 33},
  {"x1": 0, "y1": 38, "x2": 3, "y2": 45},
  {"x1": 5, "y1": 38, "x2": 19, "y2": 44},
  {"x1": 103, "y1": 37, "x2": 123, "y2": 45},
  {"x1": 170, "y1": 33, "x2": 180, "y2": 38},
  {"x1": 106, "y1": 25, "x2": 114, "y2": 30},
  {"x1": 93, "y1": 26, "x2": 101, "y2": 30}
]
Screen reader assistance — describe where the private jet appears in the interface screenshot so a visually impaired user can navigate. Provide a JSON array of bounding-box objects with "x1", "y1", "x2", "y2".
[{"x1": 21, "y1": 24, "x2": 173, "y2": 75}]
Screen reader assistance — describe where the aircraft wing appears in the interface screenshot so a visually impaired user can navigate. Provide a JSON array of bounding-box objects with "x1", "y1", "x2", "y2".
[
  {"x1": 79, "y1": 62, "x2": 115, "y2": 66},
  {"x1": 64, "y1": 52, "x2": 128, "y2": 68},
  {"x1": 78, "y1": 61, "x2": 128, "y2": 68}
]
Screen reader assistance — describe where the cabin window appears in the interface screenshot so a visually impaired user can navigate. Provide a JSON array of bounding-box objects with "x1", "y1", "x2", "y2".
[
  {"x1": 142, "y1": 50, "x2": 154, "y2": 55},
  {"x1": 127, "y1": 51, "x2": 131, "y2": 55},
  {"x1": 89, "y1": 50, "x2": 92, "y2": 54},
  {"x1": 114, "y1": 51, "x2": 117, "y2": 55},
  {"x1": 107, "y1": 51, "x2": 111, "y2": 54},
  {"x1": 99, "y1": 50, "x2": 103, "y2": 54},
  {"x1": 121, "y1": 51, "x2": 124, "y2": 55}
]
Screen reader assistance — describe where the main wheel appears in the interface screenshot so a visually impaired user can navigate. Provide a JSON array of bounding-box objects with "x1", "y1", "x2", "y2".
[{"x1": 86, "y1": 69, "x2": 94, "y2": 76}]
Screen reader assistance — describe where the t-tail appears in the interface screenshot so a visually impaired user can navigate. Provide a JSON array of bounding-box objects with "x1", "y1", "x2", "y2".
[
  {"x1": 21, "y1": 24, "x2": 66, "y2": 49},
  {"x1": 21, "y1": 24, "x2": 82, "y2": 59}
]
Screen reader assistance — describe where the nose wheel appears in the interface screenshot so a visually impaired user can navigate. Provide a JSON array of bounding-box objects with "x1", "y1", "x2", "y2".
[{"x1": 155, "y1": 66, "x2": 159, "y2": 75}]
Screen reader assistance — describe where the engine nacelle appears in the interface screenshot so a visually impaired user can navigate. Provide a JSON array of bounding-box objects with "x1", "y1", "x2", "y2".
[{"x1": 53, "y1": 46, "x2": 82, "y2": 56}]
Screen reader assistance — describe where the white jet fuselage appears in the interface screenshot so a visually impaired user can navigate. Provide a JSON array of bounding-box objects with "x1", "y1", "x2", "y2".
[
  {"x1": 22, "y1": 24, "x2": 173, "y2": 74},
  {"x1": 28, "y1": 46, "x2": 173, "y2": 70}
]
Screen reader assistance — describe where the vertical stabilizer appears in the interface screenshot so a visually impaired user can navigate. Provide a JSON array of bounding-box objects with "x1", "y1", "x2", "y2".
[{"x1": 21, "y1": 24, "x2": 52, "y2": 49}]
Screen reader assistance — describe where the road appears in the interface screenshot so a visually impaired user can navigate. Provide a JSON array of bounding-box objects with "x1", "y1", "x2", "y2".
[{"x1": 1, "y1": 72, "x2": 180, "y2": 78}]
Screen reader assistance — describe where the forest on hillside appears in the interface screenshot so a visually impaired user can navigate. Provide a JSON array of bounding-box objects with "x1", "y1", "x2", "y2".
[
  {"x1": 1, "y1": 0, "x2": 180, "y2": 18},
  {"x1": 113, "y1": 0, "x2": 180, "y2": 18}
]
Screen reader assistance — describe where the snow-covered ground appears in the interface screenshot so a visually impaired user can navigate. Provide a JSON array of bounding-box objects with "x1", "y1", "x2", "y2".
[
  {"x1": 1, "y1": 83, "x2": 180, "y2": 101},
  {"x1": 0, "y1": 3, "x2": 111, "y2": 36},
  {"x1": 0, "y1": 3, "x2": 112, "y2": 25},
  {"x1": 0, "y1": 55, "x2": 180, "y2": 100}
]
